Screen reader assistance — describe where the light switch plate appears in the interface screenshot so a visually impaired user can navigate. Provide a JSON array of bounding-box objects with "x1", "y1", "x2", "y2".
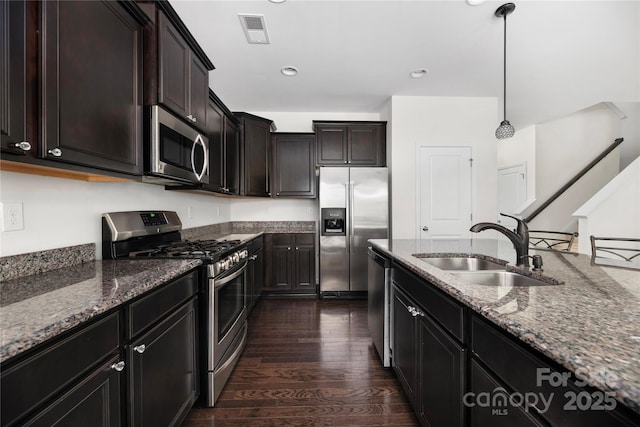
[{"x1": 1, "y1": 202, "x2": 24, "y2": 232}]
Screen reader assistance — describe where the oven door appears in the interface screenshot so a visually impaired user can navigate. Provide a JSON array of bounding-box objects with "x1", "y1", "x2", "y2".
[
  {"x1": 209, "y1": 260, "x2": 248, "y2": 370},
  {"x1": 148, "y1": 105, "x2": 209, "y2": 185}
]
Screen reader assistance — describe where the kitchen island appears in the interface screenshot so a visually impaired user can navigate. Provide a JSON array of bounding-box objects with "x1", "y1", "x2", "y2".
[{"x1": 369, "y1": 238, "x2": 640, "y2": 425}]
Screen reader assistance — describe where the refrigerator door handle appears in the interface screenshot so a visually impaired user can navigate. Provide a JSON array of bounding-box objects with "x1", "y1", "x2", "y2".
[{"x1": 349, "y1": 182, "x2": 355, "y2": 254}]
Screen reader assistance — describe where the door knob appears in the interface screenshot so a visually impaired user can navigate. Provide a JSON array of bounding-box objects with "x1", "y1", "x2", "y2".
[{"x1": 422, "y1": 226, "x2": 429, "y2": 232}]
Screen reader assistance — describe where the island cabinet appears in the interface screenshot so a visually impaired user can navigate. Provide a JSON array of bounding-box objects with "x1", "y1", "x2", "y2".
[
  {"x1": 235, "y1": 112, "x2": 273, "y2": 197},
  {"x1": 206, "y1": 90, "x2": 240, "y2": 195},
  {"x1": 264, "y1": 233, "x2": 316, "y2": 294},
  {"x1": 390, "y1": 262, "x2": 640, "y2": 427},
  {"x1": 2, "y1": 0, "x2": 149, "y2": 177},
  {"x1": 470, "y1": 314, "x2": 640, "y2": 427},
  {"x1": 271, "y1": 133, "x2": 316, "y2": 198},
  {"x1": 391, "y1": 265, "x2": 466, "y2": 427},
  {"x1": 313, "y1": 121, "x2": 386, "y2": 166}
]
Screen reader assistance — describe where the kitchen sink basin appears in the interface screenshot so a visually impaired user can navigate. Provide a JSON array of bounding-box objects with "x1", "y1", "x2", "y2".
[
  {"x1": 415, "y1": 256, "x2": 506, "y2": 271},
  {"x1": 449, "y1": 271, "x2": 557, "y2": 287}
]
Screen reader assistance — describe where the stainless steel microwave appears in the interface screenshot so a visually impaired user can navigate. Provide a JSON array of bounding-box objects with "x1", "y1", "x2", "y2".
[{"x1": 144, "y1": 105, "x2": 209, "y2": 185}]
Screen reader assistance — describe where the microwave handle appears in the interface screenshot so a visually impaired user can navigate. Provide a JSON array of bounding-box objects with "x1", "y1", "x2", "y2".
[{"x1": 191, "y1": 134, "x2": 208, "y2": 182}]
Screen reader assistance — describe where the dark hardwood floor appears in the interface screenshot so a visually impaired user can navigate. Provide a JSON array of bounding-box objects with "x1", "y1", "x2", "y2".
[{"x1": 183, "y1": 298, "x2": 419, "y2": 426}]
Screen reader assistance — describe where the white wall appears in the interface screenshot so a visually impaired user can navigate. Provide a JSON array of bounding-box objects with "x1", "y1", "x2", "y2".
[
  {"x1": 521, "y1": 103, "x2": 622, "y2": 230},
  {"x1": 573, "y1": 157, "x2": 640, "y2": 255},
  {"x1": 0, "y1": 171, "x2": 231, "y2": 258},
  {"x1": 617, "y1": 102, "x2": 640, "y2": 169},
  {"x1": 250, "y1": 111, "x2": 380, "y2": 133},
  {"x1": 497, "y1": 125, "x2": 537, "y2": 211},
  {"x1": 388, "y1": 96, "x2": 498, "y2": 239}
]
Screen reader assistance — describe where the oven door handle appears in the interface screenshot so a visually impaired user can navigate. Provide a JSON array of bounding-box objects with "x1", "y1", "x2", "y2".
[
  {"x1": 213, "y1": 260, "x2": 248, "y2": 288},
  {"x1": 191, "y1": 133, "x2": 208, "y2": 182}
]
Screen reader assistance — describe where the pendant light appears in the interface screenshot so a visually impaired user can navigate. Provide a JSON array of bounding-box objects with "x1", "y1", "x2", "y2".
[{"x1": 495, "y1": 3, "x2": 516, "y2": 139}]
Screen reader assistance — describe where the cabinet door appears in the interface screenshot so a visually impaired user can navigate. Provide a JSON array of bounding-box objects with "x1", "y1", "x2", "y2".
[
  {"x1": 270, "y1": 245, "x2": 294, "y2": 291},
  {"x1": 40, "y1": 0, "x2": 143, "y2": 175},
  {"x1": 469, "y1": 359, "x2": 544, "y2": 427},
  {"x1": 247, "y1": 245, "x2": 264, "y2": 311},
  {"x1": 128, "y1": 298, "x2": 198, "y2": 427},
  {"x1": 1, "y1": 0, "x2": 34, "y2": 157},
  {"x1": 417, "y1": 313, "x2": 466, "y2": 427},
  {"x1": 224, "y1": 116, "x2": 240, "y2": 195},
  {"x1": 348, "y1": 125, "x2": 383, "y2": 166},
  {"x1": 272, "y1": 133, "x2": 316, "y2": 198},
  {"x1": 392, "y1": 285, "x2": 417, "y2": 406},
  {"x1": 158, "y1": 12, "x2": 190, "y2": 121},
  {"x1": 22, "y1": 356, "x2": 122, "y2": 427},
  {"x1": 189, "y1": 55, "x2": 208, "y2": 130},
  {"x1": 242, "y1": 117, "x2": 271, "y2": 197},
  {"x1": 316, "y1": 125, "x2": 347, "y2": 165},
  {"x1": 294, "y1": 234, "x2": 315, "y2": 292},
  {"x1": 206, "y1": 98, "x2": 225, "y2": 191}
]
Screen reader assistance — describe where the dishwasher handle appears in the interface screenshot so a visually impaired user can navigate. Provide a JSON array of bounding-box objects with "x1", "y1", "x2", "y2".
[{"x1": 368, "y1": 247, "x2": 391, "y2": 268}]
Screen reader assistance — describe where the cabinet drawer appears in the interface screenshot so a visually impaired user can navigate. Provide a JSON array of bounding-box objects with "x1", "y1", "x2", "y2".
[
  {"x1": 1, "y1": 312, "x2": 120, "y2": 427},
  {"x1": 471, "y1": 315, "x2": 637, "y2": 427},
  {"x1": 393, "y1": 265, "x2": 465, "y2": 342},
  {"x1": 271, "y1": 234, "x2": 294, "y2": 246},
  {"x1": 295, "y1": 233, "x2": 314, "y2": 246},
  {"x1": 127, "y1": 270, "x2": 198, "y2": 339}
]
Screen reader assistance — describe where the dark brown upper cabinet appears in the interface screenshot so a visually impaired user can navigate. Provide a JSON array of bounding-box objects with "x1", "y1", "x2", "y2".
[
  {"x1": 271, "y1": 133, "x2": 316, "y2": 198},
  {"x1": 314, "y1": 121, "x2": 387, "y2": 166},
  {"x1": 157, "y1": 11, "x2": 208, "y2": 132},
  {"x1": 39, "y1": 0, "x2": 148, "y2": 176},
  {"x1": 206, "y1": 90, "x2": 239, "y2": 195},
  {"x1": 235, "y1": 112, "x2": 273, "y2": 197},
  {"x1": 1, "y1": 0, "x2": 36, "y2": 158}
]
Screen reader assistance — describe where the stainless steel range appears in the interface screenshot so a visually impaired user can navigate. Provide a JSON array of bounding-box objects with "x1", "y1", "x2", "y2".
[{"x1": 102, "y1": 210, "x2": 248, "y2": 407}]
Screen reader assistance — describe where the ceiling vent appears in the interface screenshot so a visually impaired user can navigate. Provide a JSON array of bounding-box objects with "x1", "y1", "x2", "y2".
[{"x1": 239, "y1": 14, "x2": 270, "y2": 44}]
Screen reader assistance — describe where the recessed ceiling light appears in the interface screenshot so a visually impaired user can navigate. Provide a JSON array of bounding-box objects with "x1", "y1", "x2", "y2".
[
  {"x1": 466, "y1": 0, "x2": 486, "y2": 5},
  {"x1": 269, "y1": 0, "x2": 287, "y2": 3},
  {"x1": 281, "y1": 66, "x2": 298, "y2": 76},
  {"x1": 410, "y1": 68, "x2": 429, "y2": 79}
]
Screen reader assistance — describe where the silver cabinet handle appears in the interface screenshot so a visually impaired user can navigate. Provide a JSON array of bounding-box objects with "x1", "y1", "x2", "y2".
[
  {"x1": 344, "y1": 160, "x2": 348, "y2": 164},
  {"x1": 287, "y1": 247, "x2": 291, "y2": 251},
  {"x1": 15, "y1": 141, "x2": 31, "y2": 151},
  {"x1": 276, "y1": 192, "x2": 280, "y2": 196},
  {"x1": 296, "y1": 247, "x2": 299, "y2": 250},
  {"x1": 111, "y1": 361, "x2": 125, "y2": 372},
  {"x1": 134, "y1": 344, "x2": 146, "y2": 354},
  {"x1": 48, "y1": 148, "x2": 62, "y2": 157}
]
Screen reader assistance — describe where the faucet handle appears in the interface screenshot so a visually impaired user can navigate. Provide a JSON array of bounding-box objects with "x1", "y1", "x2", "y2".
[{"x1": 499, "y1": 213, "x2": 528, "y2": 234}]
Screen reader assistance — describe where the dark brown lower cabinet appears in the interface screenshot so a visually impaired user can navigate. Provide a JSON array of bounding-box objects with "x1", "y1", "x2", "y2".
[
  {"x1": 264, "y1": 233, "x2": 315, "y2": 294},
  {"x1": 392, "y1": 281, "x2": 465, "y2": 427},
  {"x1": 22, "y1": 356, "x2": 122, "y2": 427},
  {"x1": 247, "y1": 236, "x2": 264, "y2": 312},
  {"x1": 390, "y1": 263, "x2": 640, "y2": 427},
  {"x1": 127, "y1": 297, "x2": 198, "y2": 427}
]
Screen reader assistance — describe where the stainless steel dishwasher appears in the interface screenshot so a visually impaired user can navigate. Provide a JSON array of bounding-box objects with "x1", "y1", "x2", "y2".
[{"x1": 367, "y1": 247, "x2": 392, "y2": 367}]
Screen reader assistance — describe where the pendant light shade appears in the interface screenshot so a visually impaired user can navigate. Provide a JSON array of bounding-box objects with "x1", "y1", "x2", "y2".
[{"x1": 495, "y1": 3, "x2": 516, "y2": 140}]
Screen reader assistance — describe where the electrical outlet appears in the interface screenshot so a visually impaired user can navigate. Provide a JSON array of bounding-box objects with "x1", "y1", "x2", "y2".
[{"x1": 2, "y1": 202, "x2": 24, "y2": 232}]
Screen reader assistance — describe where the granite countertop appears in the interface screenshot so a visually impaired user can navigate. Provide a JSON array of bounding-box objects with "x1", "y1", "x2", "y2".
[
  {"x1": 0, "y1": 259, "x2": 201, "y2": 363},
  {"x1": 369, "y1": 238, "x2": 640, "y2": 415}
]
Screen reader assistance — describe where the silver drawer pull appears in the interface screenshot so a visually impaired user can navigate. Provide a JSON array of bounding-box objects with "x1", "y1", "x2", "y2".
[
  {"x1": 15, "y1": 141, "x2": 31, "y2": 151},
  {"x1": 111, "y1": 361, "x2": 125, "y2": 372},
  {"x1": 48, "y1": 148, "x2": 62, "y2": 157},
  {"x1": 134, "y1": 344, "x2": 146, "y2": 354}
]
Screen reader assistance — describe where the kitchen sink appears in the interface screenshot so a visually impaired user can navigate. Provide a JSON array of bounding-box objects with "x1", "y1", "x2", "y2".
[
  {"x1": 415, "y1": 256, "x2": 506, "y2": 271},
  {"x1": 449, "y1": 271, "x2": 557, "y2": 287}
]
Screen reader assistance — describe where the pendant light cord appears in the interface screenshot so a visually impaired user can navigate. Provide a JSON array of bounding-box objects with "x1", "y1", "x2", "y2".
[{"x1": 503, "y1": 13, "x2": 507, "y2": 122}]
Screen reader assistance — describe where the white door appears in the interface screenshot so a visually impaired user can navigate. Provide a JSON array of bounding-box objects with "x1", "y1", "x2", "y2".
[
  {"x1": 417, "y1": 146, "x2": 472, "y2": 239},
  {"x1": 497, "y1": 163, "x2": 527, "y2": 224}
]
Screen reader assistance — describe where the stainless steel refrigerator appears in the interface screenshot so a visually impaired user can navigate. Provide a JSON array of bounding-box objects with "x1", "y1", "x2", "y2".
[{"x1": 319, "y1": 167, "x2": 389, "y2": 296}]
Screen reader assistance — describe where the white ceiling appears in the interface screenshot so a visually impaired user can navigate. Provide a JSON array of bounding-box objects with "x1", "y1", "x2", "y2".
[{"x1": 169, "y1": 0, "x2": 640, "y2": 129}]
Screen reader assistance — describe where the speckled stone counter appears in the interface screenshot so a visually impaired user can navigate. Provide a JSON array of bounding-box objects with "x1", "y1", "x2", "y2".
[
  {"x1": 181, "y1": 221, "x2": 316, "y2": 241},
  {"x1": 369, "y1": 238, "x2": 640, "y2": 415},
  {"x1": 0, "y1": 258, "x2": 201, "y2": 363}
]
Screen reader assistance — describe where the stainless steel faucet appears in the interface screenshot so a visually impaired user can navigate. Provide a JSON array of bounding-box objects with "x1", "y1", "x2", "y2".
[{"x1": 470, "y1": 213, "x2": 530, "y2": 267}]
